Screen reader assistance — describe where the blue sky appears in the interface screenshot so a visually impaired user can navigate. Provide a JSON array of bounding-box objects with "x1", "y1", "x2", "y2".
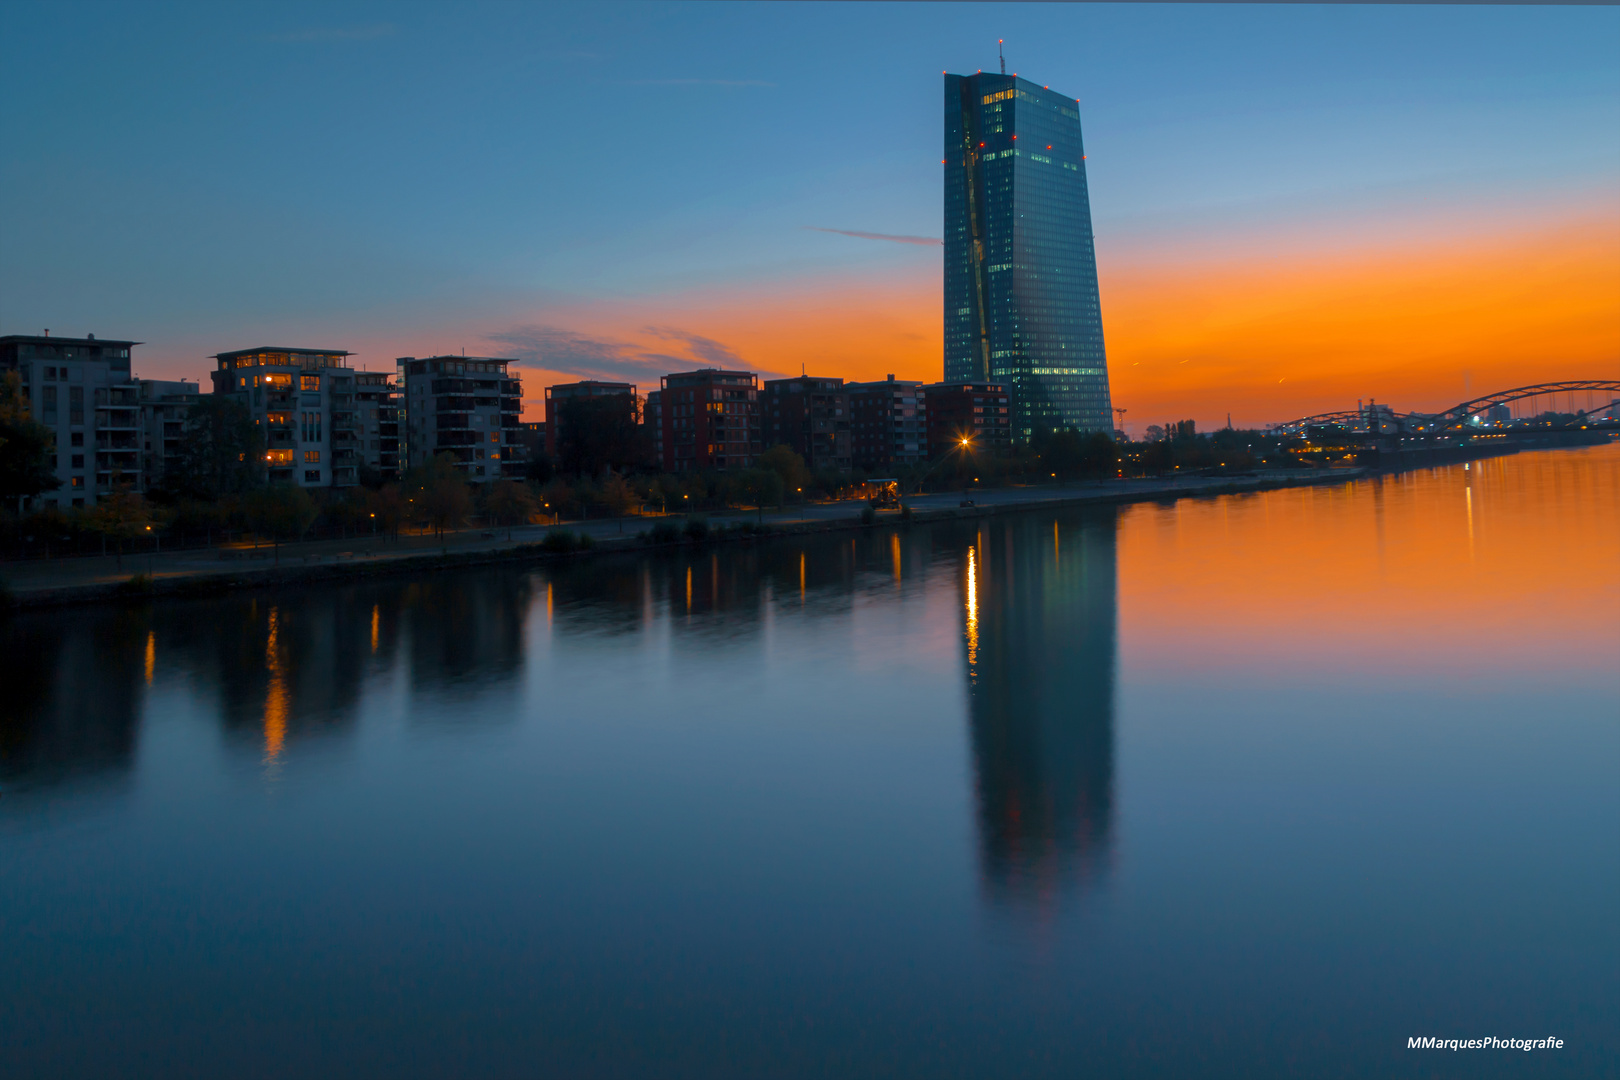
[{"x1": 2, "y1": 2, "x2": 1615, "y2": 420}]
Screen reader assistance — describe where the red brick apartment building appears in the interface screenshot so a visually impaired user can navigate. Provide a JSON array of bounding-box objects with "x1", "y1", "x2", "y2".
[
  {"x1": 762, "y1": 376, "x2": 849, "y2": 472},
  {"x1": 846, "y1": 376, "x2": 927, "y2": 472},
  {"x1": 649, "y1": 369, "x2": 761, "y2": 472},
  {"x1": 923, "y1": 381, "x2": 1011, "y2": 459}
]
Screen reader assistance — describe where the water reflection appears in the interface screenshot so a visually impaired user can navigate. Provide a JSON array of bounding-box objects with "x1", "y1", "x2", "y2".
[
  {"x1": 0, "y1": 607, "x2": 148, "y2": 790},
  {"x1": 963, "y1": 511, "x2": 1117, "y2": 907}
]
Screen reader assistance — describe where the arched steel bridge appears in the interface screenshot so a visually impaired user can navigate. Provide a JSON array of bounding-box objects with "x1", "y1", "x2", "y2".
[{"x1": 1267, "y1": 380, "x2": 1620, "y2": 436}]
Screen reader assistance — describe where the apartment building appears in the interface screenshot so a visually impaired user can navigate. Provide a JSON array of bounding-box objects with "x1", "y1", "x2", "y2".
[
  {"x1": 762, "y1": 376, "x2": 850, "y2": 472},
  {"x1": 396, "y1": 356, "x2": 525, "y2": 479},
  {"x1": 138, "y1": 379, "x2": 200, "y2": 491},
  {"x1": 544, "y1": 380, "x2": 637, "y2": 459},
  {"x1": 355, "y1": 371, "x2": 401, "y2": 480},
  {"x1": 211, "y1": 347, "x2": 372, "y2": 488},
  {"x1": 1, "y1": 333, "x2": 143, "y2": 508},
  {"x1": 845, "y1": 376, "x2": 928, "y2": 473},
  {"x1": 653, "y1": 369, "x2": 760, "y2": 472},
  {"x1": 924, "y1": 380, "x2": 1012, "y2": 458}
]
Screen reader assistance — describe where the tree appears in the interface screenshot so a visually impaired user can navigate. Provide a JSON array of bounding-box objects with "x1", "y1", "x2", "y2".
[
  {"x1": 240, "y1": 484, "x2": 317, "y2": 564},
  {"x1": 403, "y1": 453, "x2": 471, "y2": 546},
  {"x1": 169, "y1": 396, "x2": 265, "y2": 500},
  {"x1": 597, "y1": 470, "x2": 636, "y2": 517},
  {"x1": 759, "y1": 444, "x2": 811, "y2": 500},
  {"x1": 726, "y1": 468, "x2": 784, "y2": 523},
  {"x1": 366, "y1": 484, "x2": 405, "y2": 541},
  {"x1": 482, "y1": 479, "x2": 537, "y2": 537},
  {"x1": 0, "y1": 370, "x2": 62, "y2": 508},
  {"x1": 525, "y1": 451, "x2": 554, "y2": 485},
  {"x1": 320, "y1": 485, "x2": 371, "y2": 538},
  {"x1": 83, "y1": 490, "x2": 154, "y2": 568},
  {"x1": 556, "y1": 394, "x2": 648, "y2": 476},
  {"x1": 540, "y1": 478, "x2": 574, "y2": 522},
  {"x1": 1080, "y1": 432, "x2": 1117, "y2": 477},
  {"x1": 1039, "y1": 429, "x2": 1087, "y2": 478}
]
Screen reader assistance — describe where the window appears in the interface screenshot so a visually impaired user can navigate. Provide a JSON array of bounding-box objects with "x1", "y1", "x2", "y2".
[
  {"x1": 44, "y1": 366, "x2": 56, "y2": 380},
  {"x1": 266, "y1": 449, "x2": 294, "y2": 465},
  {"x1": 42, "y1": 385, "x2": 57, "y2": 423},
  {"x1": 304, "y1": 450, "x2": 320, "y2": 463},
  {"x1": 300, "y1": 375, "x2": 320, "y2": 391},
  {"x1": 304, "y1": 470, "x2": 321, "y2": 483},
  {"x1": 70, "y1": 432, "x2": 84, "y2": 447},
  {"x1": 301, "y1": 412, "x2": 322, "y2": 442},
  {"x1": 71, "y1": 476, "x2": 84, "y2": 488},
  {"x1": 489, "y1": 431, "x2": 499, "y2": 443},
  {"x1": 71, "y1": 454, "x2": 84, "y2": 469},
  {"x1": 69, "y1": 386, "x2": 84, "y2": 425}
]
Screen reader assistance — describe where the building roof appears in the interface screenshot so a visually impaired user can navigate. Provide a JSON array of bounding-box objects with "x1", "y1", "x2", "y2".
[
  {"x1": 0, "y1": 334, "x2": 141, "y2": 347},
  {"x1": 213, "y1": 346, "x2": 351, "y2": 359}
]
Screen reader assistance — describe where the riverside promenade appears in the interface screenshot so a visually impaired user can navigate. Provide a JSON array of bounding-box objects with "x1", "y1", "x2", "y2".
[{"x1": 2, "y1": 468, "x2": 1365, "y2": 609}]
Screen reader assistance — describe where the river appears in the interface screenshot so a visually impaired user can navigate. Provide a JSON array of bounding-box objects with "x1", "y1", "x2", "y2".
[{"x1": 2, "y1": 444, "x2": 1616, "y2": 1078}]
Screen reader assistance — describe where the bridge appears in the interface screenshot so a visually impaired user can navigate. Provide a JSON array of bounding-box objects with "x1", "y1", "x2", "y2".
[{"x1": 1267, "y1": 380, "x2": 1620, "y2": 437}]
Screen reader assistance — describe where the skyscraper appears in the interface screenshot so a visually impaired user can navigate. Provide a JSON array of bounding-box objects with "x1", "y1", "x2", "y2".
[{"x1": 945, "y1": 72, "x2": 1113, "y2": 438}]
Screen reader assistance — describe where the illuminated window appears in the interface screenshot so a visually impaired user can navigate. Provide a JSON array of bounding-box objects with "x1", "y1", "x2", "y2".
[
  {"x1": 489, "y1": 431, "x2": 499, "y2": 442},
  {"x1": 300, "y1": 375, "x2": 320, "y2": 391},
  {"x1": 304, "y1": 450, "x2": 320, "y2": 463},
  {"x1": 266, "y1": 449, "x2": 294, "y2": 465}
]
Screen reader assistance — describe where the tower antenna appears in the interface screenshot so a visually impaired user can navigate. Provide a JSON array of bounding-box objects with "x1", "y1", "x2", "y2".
[{"x1": 999, "y1": 40, "x2": 1005, "y2": 75}]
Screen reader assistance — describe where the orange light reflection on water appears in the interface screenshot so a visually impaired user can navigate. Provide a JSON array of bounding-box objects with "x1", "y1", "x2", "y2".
[
  {"x1": 263, "y1": 607, "x2": 288, "y2": 766},
  {"x1": 1116, "y1": 445, "x2": 1620, "y2": 676}
]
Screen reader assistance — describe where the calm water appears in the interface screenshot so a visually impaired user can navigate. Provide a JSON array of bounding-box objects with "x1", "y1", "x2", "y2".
[{"x1": 2, "y1": 445, "x2": 1616, "y2": 1079}]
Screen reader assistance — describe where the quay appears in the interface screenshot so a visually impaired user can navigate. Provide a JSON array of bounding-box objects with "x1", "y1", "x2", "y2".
[{"x1": 2, "y1": 467, "x2": 1369, "y2": 610}]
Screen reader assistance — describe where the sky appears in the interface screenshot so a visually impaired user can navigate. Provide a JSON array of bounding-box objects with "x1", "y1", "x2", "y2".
[{"x1": 2, "y1": 1, "x2": 1616, "y2": 431}]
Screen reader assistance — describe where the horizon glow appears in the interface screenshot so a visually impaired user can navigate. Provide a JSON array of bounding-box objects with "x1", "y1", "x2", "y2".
[{"x1": 2, "y1": 2, "x2": 1616, "y2": 431}]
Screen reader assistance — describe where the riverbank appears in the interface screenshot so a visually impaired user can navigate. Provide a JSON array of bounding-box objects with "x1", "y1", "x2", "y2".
[{"x1": 3, "y1": 467, "x2": 1375, "y2": 611}]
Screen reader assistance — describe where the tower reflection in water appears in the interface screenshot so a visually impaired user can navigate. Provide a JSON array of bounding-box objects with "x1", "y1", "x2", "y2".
[{"x1": 962, "y1": 508, "x2": 1117, "y2": 907}]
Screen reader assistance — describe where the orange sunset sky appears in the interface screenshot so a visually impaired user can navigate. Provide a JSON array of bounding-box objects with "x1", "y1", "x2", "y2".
[{"x1": 438, "y1": 190, "x2": 1619, "y2": 431}]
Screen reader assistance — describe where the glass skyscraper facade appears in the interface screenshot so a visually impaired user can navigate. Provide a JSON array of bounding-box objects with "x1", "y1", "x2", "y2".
[{"x1": 945, "y1": 73, "x2": 1112, "y2": 438}]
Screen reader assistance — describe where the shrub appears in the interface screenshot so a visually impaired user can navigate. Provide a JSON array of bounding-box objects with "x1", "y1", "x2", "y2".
[
  {"x1": 540, "y1": 529, "x2": 581, "y2": 553},
  {"x1": 649, "y1": 521, "x2": 682, "y2": 545},
  {"x1": 860, "y1": 505, "x2": 876, "y2": 526},
  {"x1": 117, "y1": 573, "x2": 154, "y2": 597},
  {"x1": 683, "y1": 516, "x2": 709, "y2": 542},
  {"x1": 900, "y1": 504, "x2": 913, "y2": 523}
]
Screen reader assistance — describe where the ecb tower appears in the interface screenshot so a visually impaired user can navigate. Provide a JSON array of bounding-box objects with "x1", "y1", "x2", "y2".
[{"x1": 945, "y1": 72, "x2": 1112, "y2": 438}]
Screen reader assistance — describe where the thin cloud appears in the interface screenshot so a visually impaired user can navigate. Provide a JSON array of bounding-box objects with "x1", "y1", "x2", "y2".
[
  {"x1": 629, "y1": 78, "x2": 776, "y2": 87},
  {"x1": 483, "y1": 324, "x2": 775, "y2": 386},
  {"x1": 805, "y1": 227, "x2": 942, "y2": 247},
  {"x1": 642, "y1": 326, "x2": 746, "y2": 369},
  {"x1": 262, "y1": 24, "x2": 397, "y2": 43}
]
